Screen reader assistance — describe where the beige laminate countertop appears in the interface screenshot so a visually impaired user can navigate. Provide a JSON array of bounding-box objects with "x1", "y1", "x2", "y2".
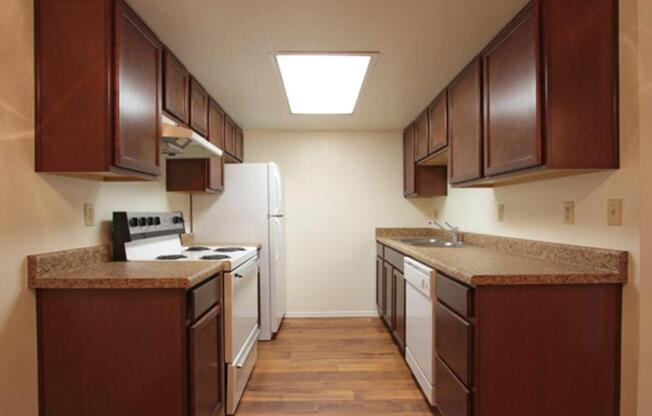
[
  {"x1": 27, "y1": 242, "x2": 262, "y2": 290},
  {"x1": 377, "y1": 234, "x2": 627, "y2": 287},
  {"x1": 29, "y1": 261, "x2": 226, "y2": 289}
]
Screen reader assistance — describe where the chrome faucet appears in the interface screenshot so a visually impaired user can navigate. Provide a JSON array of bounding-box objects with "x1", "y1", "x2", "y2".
[{"x1": 431, "y1": 219, "x2": 461, "y2": 245}]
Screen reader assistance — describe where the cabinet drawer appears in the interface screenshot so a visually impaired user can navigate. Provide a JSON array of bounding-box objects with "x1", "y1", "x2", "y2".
[
  {"x1": 188, "y1": 277, "x2": 220, "y2": 321},
  {"x1": 436, "y1": 301, "x2": 473, "y2": 386},
  {"x1": 435, "y1": 355, "x2": 472, "y2": 416},
  {"x1": 384, "y1": 247, "x2": 405, "y2": 272},
  {"x1": 376, "y1": 243, "x2": 384, "y2": 257},
  {"x1": 437, "y1": 273, "x2": 474, "y2": 318}
]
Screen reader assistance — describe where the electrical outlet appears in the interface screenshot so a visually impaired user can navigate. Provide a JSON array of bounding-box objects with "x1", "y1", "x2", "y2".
[
  {"x1": 433, "y1": 208, "x2": 439, "y2": 219},
  {"x1": 607, "y1": 199, "x2": 623, "y2": 226},
  {"x1": 563, "y1": 201, "x2": 575, "y2": 225},
  {"x1": 497, "y1": 204, "x2": 505, "y2": 222},
  {"x1": 84, "y1": 203, "x2": 95, "y2": 227}
]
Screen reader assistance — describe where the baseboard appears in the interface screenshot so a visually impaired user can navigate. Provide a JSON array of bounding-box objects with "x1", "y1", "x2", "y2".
[{"x1": 284, "y1": 311, "x2": 380, "y2": 318}]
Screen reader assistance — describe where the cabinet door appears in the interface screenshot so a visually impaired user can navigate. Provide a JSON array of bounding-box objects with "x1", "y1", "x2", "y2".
[
  {"x1": 483, "y1": 2, "x2": 542, "y2": 176},
  {"x1": 429, "y1": 90, "x2": 448, "y2": 154},
  {"x1": 224, "y1": 117, "x2": 236, "y2": 157},
  {"x1": 190, "y1": 78, "x2": 209, "y2": 137},
  {"x1": 235, "y1": 127, "x2": 244, "y2": 162},
  {"x1": 163, "y1": 50, "x2": 190, "y2": 125},
  {"x1": 393, "y1": 269, "x2": 406, "y2": 350},
  {"x1": 376, "y1": 257, "x2": 384, "y2": 315},
  {"x1": 189, "y1": 305, "x2": 224, "y2": 416},
  {"x1": 208, "y1": 100, "x2": 225, "y2": 150},
  {"x1": 403, "y1": 125, "x2": 416, "y2": 196},
  {"x1": 384, "y1": 262, "x2": 394, "y2": 330},
  {"x1": 114, "y1": 1, "x2": 161, "y2": 176},
  {"x1": 449, "y1": 58, "x2": 483, "y2": 184},
  {"x1": 207, "y1": 156, "x2": 224, "y2": 192},
  {"x1": 415, "y1": 110, "x2": 429, "y2": 161}
]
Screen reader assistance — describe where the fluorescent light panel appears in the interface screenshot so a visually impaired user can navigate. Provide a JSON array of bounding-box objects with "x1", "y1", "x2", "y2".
[{"x1": 275, "y1": 53, "x2": 372, "y2": 115}]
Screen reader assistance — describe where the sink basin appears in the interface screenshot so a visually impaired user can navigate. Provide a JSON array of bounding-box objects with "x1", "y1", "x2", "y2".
[{"x1": 400, "y1": 237, "x2": 464, "y2": 248}]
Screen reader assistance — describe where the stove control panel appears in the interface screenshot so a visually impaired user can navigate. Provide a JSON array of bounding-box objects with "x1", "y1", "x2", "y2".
[{"x1": 112, "y1": 211, "x2": 186, "y2": 261}]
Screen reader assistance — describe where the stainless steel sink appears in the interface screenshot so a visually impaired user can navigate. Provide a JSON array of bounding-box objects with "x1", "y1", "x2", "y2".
[{"x1": 400, "y1": 237, "x2": 464, "y2": 248}]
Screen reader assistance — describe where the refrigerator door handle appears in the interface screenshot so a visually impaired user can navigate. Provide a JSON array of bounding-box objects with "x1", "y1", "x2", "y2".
[{"x1": 268, "y1": 214, "x2": 284, "y2": 218}]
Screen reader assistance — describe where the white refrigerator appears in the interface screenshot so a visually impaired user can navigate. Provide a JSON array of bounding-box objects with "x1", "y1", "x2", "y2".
[{"x1": 193, "y1": 162, "x2": 286, "y2": 341}]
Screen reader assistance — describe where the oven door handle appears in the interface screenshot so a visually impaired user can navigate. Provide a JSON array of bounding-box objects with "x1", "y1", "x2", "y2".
[{"x1": 233, "y1": 256, "x2": 259, "y2": 279}]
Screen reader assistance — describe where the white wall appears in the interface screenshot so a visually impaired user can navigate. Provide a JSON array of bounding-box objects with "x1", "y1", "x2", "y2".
[
  {"x1": 244, "y1": 130, "x2": 433, "y2": 316},
  {"x1": 0, "y1": 0, "x2": 189, "y2": 414}
]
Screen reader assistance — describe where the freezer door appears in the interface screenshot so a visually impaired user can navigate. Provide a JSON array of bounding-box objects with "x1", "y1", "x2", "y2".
[
  {"x1": 269, "y1": 216, "x2": 286, "y2": 332},
  {"x1": 268, "y1": 163, "x2": 283, "y2": 216}
]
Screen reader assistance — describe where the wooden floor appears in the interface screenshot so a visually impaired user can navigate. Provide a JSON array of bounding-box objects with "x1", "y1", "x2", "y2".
[{"x1": 237, "y1": 317, "x2": 437, "y2": 415}]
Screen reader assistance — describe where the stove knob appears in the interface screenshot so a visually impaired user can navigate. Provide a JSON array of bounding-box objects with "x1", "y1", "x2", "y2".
[
  {"x1": 154, "y1": 217, "x2": 161, "y2": 225},
  {"x1": 173, "y1": 216, "x2": 184, "y2": 224},
  {"x1": 138, "y1": 217, "x2": 147, "y2": 227},
  {"x1": 147, "y1": 217, "x2": 154, "y2": 226},
  {"x1": 128, "y1": 218, "x2": 138, "y2": 227}
]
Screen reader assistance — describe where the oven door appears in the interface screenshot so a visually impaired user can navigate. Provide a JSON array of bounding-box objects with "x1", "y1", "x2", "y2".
[{"x1": 224, "y1": 256, "x2": 259, "y2": 363}]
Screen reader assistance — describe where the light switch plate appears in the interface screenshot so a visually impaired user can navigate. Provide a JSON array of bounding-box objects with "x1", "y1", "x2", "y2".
[
  {"x1": 497, "y1": 204, "x2": 505, "y2": 222},
  {"x1": 84, "y1": 203, "x2": 95, "y2": 227},
  {"x1": 607, "y1": 199, "x2": 623, "y2": 226},
  {"x1": 563, "y1": 201, "x2": 575, "y2": 225}
]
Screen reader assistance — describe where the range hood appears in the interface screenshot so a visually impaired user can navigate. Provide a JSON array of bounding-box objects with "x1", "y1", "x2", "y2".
[{"x1": 161, "y1": 115, "x2": 223, "y2": 158}]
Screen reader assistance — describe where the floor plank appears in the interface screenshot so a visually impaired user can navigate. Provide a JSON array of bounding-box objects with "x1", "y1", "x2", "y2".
[{"x1": 237, "y1": 317, "x2": 437, "y2": 415}]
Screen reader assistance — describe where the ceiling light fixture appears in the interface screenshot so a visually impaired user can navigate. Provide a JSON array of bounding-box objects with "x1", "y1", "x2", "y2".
[{"x1": 275, "y1": 53, "x2": 375, "y2": 115}]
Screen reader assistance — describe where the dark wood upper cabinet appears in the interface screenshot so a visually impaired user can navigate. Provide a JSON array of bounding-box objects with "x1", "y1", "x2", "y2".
[
  {"x1": 235, "y1": 126, "x2": 244, "y2": 162},
  {"x1": 190, "y1": 78, "x2": 209, "y2": 137},
  {"x1": 163, "y1": 50, "x2": 190, "y2": 125},
  {"x1": 483, "y1": 2, "x2": 542, "y2": 176},
  {"x1": 403, "y1": 125, "x2": 417, "y2": 197},
  {"x1": 406, "y1": 0, "x2": 618, "y2": 187},
  {"x1": 113, "y1": 2, "x2": 162, "y2": 176},
  {"x1": 541, "y1": 0, "x2": 618, "y2": 170},
  {"x1": 209, "y1": 100, "x2": 225, "y2": 150},
  {"x1": 448, "y1": 58, "x2": 483, "y2": 184},
  {"x1": 404, "y1": 124, "x2": 448, "y2": 198},
  {"x1": 415, "y1": 110, "x2": 430, "y2": 161},
  {"x1": 35, "y1": 0, "x2": 162, "y2": 180},
  {"x1": 166, "y1": 156, "x2": 223, "y2": 193},
  {"x1": 219, "y1": 116, "x2": 243, "y2": 164},
  {"x1": 428, "y1": 90, "x2": 448, "y2": 155}
]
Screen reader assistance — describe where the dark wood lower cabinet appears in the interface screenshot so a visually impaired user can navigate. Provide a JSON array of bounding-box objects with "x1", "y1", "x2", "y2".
[
  {"x1": 376, "y1": 243, "x2": 406, "y2": 353},
  {"x1": 435, "y1": 273, "x2": 622, "y2": 416},
  {"x1": 376, "y1": 256, "x2": 384, "y2": 315},
  {"x1": 189, "y1": 304, "x2": 224, "y2": 416},
  {"x1": 36, "y1": 275, "x2": 225, "y2": 416},
  {"x1": 392, "y1": 269, "x2": 406, "y2": 350},
  {"x1": 383, "y1": 261, "x2": 393, "y2": 328}
]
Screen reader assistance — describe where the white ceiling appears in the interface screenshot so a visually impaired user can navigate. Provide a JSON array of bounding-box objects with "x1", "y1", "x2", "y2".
[{"x1": 128, "y1": 0, "x2": 529, "y2": 130}]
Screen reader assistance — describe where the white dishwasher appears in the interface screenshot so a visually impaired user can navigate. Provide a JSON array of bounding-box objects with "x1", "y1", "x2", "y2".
[{"x1": 404, "y1": 257, "x2": 435, "y2": 405}]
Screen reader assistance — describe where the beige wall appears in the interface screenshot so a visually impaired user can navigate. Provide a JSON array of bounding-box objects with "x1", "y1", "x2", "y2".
[
  {"x1": 0, "y1": 0, "x2": 189, "y2": 414},
  {"x1": 244, "y1": 130, "x2": 433, "y2": 315}
]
